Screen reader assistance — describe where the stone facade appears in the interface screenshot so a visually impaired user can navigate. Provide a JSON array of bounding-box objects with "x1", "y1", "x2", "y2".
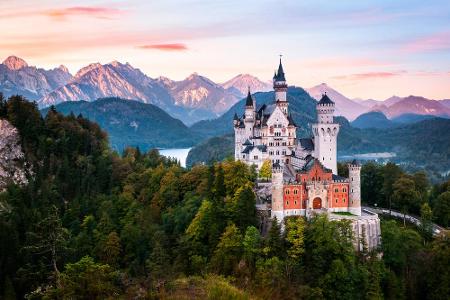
[{"x1": 234, "y1": 59, "x2": 381, "y2": 250}]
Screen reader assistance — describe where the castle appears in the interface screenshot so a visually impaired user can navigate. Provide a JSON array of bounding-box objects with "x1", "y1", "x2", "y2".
[{"x1": 234, "y1": 59, "x2": 381, "y2": 250}]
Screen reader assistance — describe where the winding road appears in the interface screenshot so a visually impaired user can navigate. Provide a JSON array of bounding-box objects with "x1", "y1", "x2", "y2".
[{"x1": 363, "y1": 206, "x2": 446, "y2": 236}]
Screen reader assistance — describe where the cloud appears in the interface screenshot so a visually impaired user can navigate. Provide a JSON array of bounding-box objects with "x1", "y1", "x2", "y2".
[
  {"x1": 401, "y1": 31, "x2": 450, "y2": 53},
  {"x1": 333, "y1": 71, "x2": 405, "y2": 80},
  {"x1": 137, "y1": 43, "x2": 188, "y2": 51},
  {"x1": 43, "y1": 6, "x2": 125, "y2": 20},
  {"x1": 303, "y1": 57, "x2": 390, "y2": 69}
]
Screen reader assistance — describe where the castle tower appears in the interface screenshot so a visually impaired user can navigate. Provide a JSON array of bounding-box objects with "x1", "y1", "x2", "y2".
[
  {"x1": 271, "y1": 162, "x2": 284, "y2": 221},
  {"x1": 233, "y1": 113, "x2": 242, "y2": 160},
  {"x1": 348, "y1": 160, "x2": 362, "y2": 216},
  {"x1": 312, "y1": 93, "x2": 340, "y2": 174},
  {"x1": 273, "y1": 58, "x2": 288, "y2": 115}
]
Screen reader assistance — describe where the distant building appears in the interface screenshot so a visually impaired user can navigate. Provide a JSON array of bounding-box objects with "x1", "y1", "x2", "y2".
[{"x1": 234, "y1": 59, "x2": 380, "y2": 250}]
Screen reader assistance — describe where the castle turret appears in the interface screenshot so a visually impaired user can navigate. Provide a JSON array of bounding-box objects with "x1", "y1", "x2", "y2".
[
  {"x1": 271, "y1": 162, "x2": 284, "y2": 221},
  {"x1": 244, "y1": 89, "x2": 255, "y2": 121},
  {"x1": 312, "y1": 93, "x2": 340, "y2": 174},
  {"x1": 348, "y1": 159, "x2": 361, "y2": 216},
  {"x1": 273, "y1": 58, "x2": 288, "y2": 115}
]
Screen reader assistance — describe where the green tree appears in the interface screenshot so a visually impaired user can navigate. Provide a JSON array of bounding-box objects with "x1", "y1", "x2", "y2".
[
  {"x1": 209, "y1": 223, "x2": 243, "y2": 275},
  {"x1": 228, "y1": 185, "x2": 257, "y2": 231},
  {"x1": 264, "y1": 218, "x2": 284, "y2": 258},
  {"x1": 361, "y1": 162, "x2": 384, "y2": 206},
  {"x1": 284, "y1": 216, "x2": 305, "y2": 261},
  {"x1": 99, "y1": 231, "x2": 122, "y2": 267},
  {"x1": 242, "y1": 226, "x2": 261, "y2": 266},
  {"x1": 413, "y1": 171, "x2": 429, "y2": 203},
  {"x1": 433, "y1": 191, "x2": 450, "y2": 227},
  {"x1": 382, "y1": 162, "x2": 403, "y2": 210},
  {"x1": 392, "y1": 177, "x2": 420, "y2": 226},
  {"x1": 419, "y1": 203, "x2": 433, "y2": 242},
  {"x1": 23, "y1": 206, "x2": 70, "y2": 289},
  {"x1": 47, "y1": 256, "x2": 119, "y2": 299},
  {"x1": 259, "y1": 159, "x2": 272, "y2": 180}
]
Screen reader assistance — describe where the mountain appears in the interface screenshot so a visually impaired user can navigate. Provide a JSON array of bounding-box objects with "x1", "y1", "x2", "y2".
[
  {"x1": 0, "y1": 56, "x2": 72, "y2": 100},
  {"x1": 391, "y1": 113, "x2": 438, "y2": 124},
  {"x1": 352, "y1": 98, "x2": 383, "y2": 108},
  {"x1": 441, "y1": 99, "x2": 450, "y2": 108},
  {"x1": 41, "y1": 98, "x2": 201, "y2": 152},
  {"x1": 39, "y1": 61, "x2": 174, "y2": 109},
  {"x1": 306, "y1": 83, "x2": 366, "y2": 121},
  {"x1": 371, "y1": 96, "x2": 450, "y2": 118},
  {"x1": 221, "y1": 74, "x2": 272, "y2": 95},
  {"x1": 158, "y1": 73, "x2": 242, "y2": 116},
  {"x1": 351, "y1": 111, "x2": 394, "y2": 129},
  {"x1": 384, "y1": 96, "x2": 404, "y2": 107}
]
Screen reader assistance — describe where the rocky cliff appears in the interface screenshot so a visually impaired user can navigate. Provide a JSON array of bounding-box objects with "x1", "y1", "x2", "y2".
[{"x1": 0, "y1": 119, "x2": 28, "y2": 190}]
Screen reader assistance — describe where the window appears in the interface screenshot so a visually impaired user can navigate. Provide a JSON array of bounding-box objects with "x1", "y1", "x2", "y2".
[
  {"x1": 293, "y1": 189, "x2": 298, "y2": 195},
  {"x1": 351, "y1": 189, "x2": 354, "y2": 193},
  {"x1": 334, "y1": 188, "x2": 339, "y2": 193},
  {"x1": 254, "y1": 155, "x2": 258, "y2": 160},
  {"x1": 343, "y1": 188, "x2": 347, "y2": 192},
  {"x1": 294, "y1": 200, "x2": 297, "y2": 205},
  {"x1": 335, "y1": 198, "x2": 338, "y2": 203},
  {"x1": 343, "y1": 199, "x2": 346, "y2": 203},
  {"x1": 286, "y1": 201, "x2": 289, "y2": 206},
  {"x1": 285, "y1": 190, "x2": 290, "y2": 195}
]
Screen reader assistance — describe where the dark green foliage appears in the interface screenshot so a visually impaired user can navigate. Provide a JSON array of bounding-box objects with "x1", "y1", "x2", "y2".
[{"x1": 41, "y1": 98, "x2": 201, "y2": 151}]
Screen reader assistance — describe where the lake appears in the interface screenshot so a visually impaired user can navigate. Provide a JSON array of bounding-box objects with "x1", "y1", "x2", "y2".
[{"x1": 159, "y1": 148, "x2": 191, "y2": 167}]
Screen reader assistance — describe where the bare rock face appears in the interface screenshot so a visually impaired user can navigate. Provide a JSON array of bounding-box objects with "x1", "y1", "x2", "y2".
[{"x1": 0, "y1": 119, "x2": 28, "y2": 190}]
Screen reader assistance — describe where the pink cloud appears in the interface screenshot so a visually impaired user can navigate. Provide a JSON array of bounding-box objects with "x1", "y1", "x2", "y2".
[
  {"x1": 43, "y1": 6, "x2": 124, "y2": 20},
  {"x1": 138, "y1": 43, "x2": 188, "y2": 51},
  {"x1": 303, "y1": 57, "x2": 390, "y2": 69},
  {"x1": 333, "y1": 71, "x2": 405, "y2": 80},
  {"x1": 401, "y1": 31, "x2": 450, "y2": 53}
]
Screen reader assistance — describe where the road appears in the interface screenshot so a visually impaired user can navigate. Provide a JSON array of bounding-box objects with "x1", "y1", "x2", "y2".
[{"x1": 363, "y1": 206, "x2": 446, "y2": 236}]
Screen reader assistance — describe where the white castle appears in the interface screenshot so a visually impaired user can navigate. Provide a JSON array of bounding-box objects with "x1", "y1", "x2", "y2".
[{"x1": 233, "y1": 59, "x2": 381, "y2": 250}]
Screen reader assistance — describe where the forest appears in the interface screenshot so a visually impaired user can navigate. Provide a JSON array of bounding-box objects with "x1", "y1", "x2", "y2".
[{"x1": 0, "y1": 95, "x2": 449, "y2": 299}]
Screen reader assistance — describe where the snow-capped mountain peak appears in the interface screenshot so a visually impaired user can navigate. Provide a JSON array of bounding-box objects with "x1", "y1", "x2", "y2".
[
  {"x1": 75, "y1": 63, "x2": 103, "y2": 78},
  {"x1": 3, "y1": 56, "x2": 28, "y2": 70},
  {"x1": 221, "y1": 73, "x2": 271, "y2": 95}
]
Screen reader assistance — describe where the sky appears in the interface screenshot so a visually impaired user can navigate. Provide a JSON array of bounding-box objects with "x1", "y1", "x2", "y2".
[{"x1": 1, "y1": 0, "x2": 449, "y2": 100}]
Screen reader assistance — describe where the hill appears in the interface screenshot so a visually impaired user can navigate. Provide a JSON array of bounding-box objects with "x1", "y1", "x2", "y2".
[
  {"x1": 351, "y1": 111, "x2": 394, "y2": 129},
  {"x1": 371, "y1": 96, "x2": 450, "y2": 118},
  {"x1": 41, "y1": 98, "x2": 200, "y2": 152}
]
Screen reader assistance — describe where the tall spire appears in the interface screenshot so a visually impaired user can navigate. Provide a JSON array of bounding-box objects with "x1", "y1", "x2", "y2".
[
  {"x1": 245, "y1": 88, "x2": 253, "y2": 106},
  {"x1": 276, "y1": 55, "x2": 286, "y2": 81}
]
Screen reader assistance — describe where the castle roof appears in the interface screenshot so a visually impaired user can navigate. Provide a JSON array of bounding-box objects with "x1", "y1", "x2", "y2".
[
  {"x1": 299, "y1": 138, "x2": 314, "y2": 151},
  {"x1": 243, "y1": 139, "x2": 252, "y2": 146},
  {"x1": 350, "y1": 159, "x2": 360, "y2": 166},
  {"x1": 332, "y1": 174, "x2": 348, "y2": 182},
  {"x1": 301, "y1": 157, "x2": 332, "y2": 173},
  {"x1": 242, "y1": 144, "x2": 267, "y2": 154},
  {"x1": 274, "y1": 58, "x2": 286, "y2": 82},
  {"x1": 245, "y1": 89, "x2": 254, "y2": 106},
  {"x1": 318, "y1": 93, "x2": 334, "y2": 105}
]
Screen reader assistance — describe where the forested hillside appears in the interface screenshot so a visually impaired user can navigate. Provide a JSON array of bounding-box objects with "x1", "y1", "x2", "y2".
[
  {"x1": 0, "y1": 95, "x2": 449, "y2": 299},
  {"x1": 41, "y1": 98, "x2": 201, "y2": 151}
]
